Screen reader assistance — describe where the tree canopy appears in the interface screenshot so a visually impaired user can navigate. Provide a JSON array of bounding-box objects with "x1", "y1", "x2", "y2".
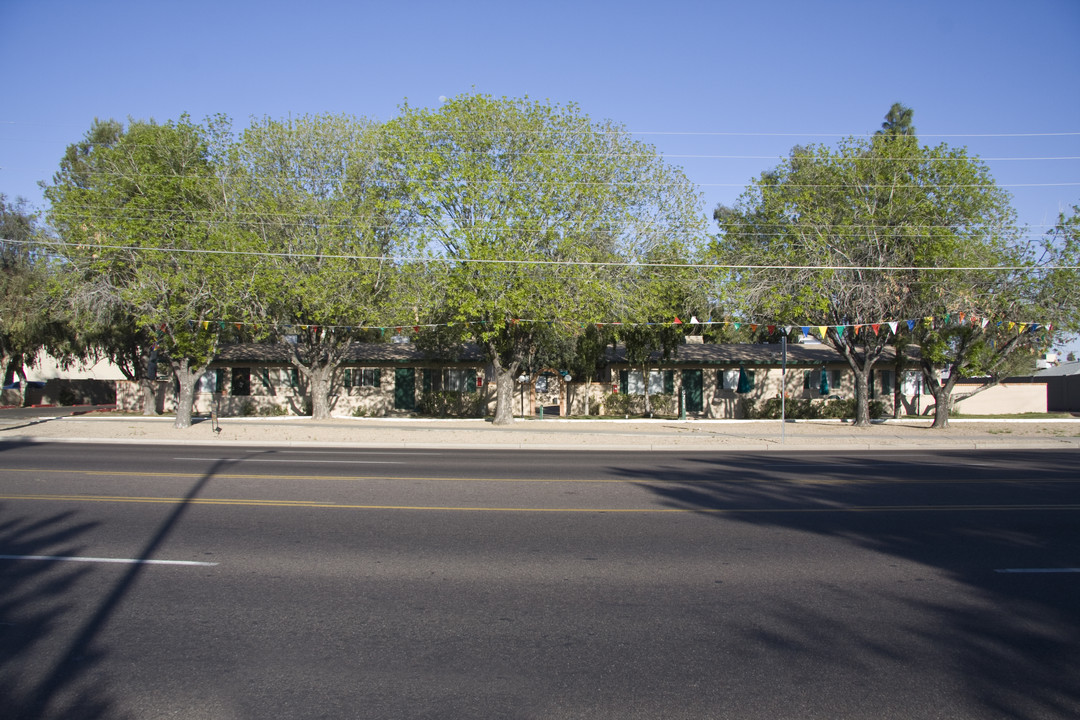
[
  {"x1": 712, "y1": 105, "x2": 1022, "y2": 426},
  {"x1": 385, "y1": 95, "x2": 705, "y2": 424}
]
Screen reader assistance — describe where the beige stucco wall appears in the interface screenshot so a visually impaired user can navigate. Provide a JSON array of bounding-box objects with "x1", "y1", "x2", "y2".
[
  {"x1": 952, "y1": 383, "x2": 1047, "y2": 415},
  {"x1": 25, "y1": 351, "x2": 127, "y2": 382}
]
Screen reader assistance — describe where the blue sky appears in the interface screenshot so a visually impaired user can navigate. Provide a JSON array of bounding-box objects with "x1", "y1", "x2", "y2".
[{"x1": 2, "y1": 0, "x2": 1079, "y2": 348}]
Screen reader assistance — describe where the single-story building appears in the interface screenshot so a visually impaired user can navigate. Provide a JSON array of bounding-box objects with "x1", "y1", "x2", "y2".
[{"x1": 102, "y1": 338, "x2": 1049, "y2": 418}]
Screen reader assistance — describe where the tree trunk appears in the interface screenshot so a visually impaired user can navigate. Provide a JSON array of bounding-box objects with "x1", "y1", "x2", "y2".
[
  {"x1": 140, "y1": 378, "x2": 160, "y2": 416},
  {"x1": 492, "y1": 360, "x2": 520, "y2": 426},
  {"x1": 927, "y1": 372, "x2": 958, "y2": 430},
  {"x1": 931, "y1": 393, "x2": 951, "y2": 429},
  {"x1": 853, "y1": 367, "x2": 872, "y2": 427},
  {"x1": 308, "y1": 364, "x2": 335, "y2": 420},
  {"x1": 172, "y1": 359, "x2": 204, "y2": 429},
  {"x1": 642, "y1": 365, "x2": 652, "y2": 416},
  {"x1": 141, "y1": 348, "x2": 161, "y2": 416},
  {"x1": 14, "y1": 364, "x2": 28, "y2": 408}
]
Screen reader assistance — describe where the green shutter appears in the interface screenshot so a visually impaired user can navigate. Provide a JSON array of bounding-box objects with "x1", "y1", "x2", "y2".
[
  {"x1": 422, "y1": 369, "x2": 433, "y2": 393},
  {"x1": 464, "y1": 369, "x2": 478, "y2": 393},
  {"x1": 344, "y1": 369, "x2": 353, "y2": 389},
  {"x1": 373, "y1": 368, "x2": 381, "y2": 388},
  {"x1": 619, "y1": 370, "x2": 629, "y2": 394},
  {"x1": 664, "y1": 370, "x2": 674, "y2": 394}
]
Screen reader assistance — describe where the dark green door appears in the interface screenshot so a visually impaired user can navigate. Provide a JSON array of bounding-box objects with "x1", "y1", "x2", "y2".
[
  {"x1": 681, "y1": 369, "x2": 703, "y2": 412},
  {"x1": 394, "y1": 368, "x2": 416, "y2": 410}
]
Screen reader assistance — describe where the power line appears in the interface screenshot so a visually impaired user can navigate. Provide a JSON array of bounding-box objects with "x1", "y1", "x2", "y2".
[{"x1": 12, "y1": 238, "x2": 1078, "y2": 272}]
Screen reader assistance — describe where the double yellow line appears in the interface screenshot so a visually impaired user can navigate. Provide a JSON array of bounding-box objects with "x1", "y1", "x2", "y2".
[{"x1": 2, "y1": 493, "x2": 1078, "y2": 514}]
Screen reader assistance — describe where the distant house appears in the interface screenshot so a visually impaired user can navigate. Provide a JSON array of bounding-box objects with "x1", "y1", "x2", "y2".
[{"x1": 1034, "y1": 361, "x2": 1080, "y2": 412}]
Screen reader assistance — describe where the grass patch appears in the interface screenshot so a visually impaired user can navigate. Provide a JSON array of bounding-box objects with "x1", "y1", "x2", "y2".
[{"x1": 949, "y1": 412, "x2": 1074, "y2": 420}]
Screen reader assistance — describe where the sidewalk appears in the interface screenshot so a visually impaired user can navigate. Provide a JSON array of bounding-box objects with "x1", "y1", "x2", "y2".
[{"x1": 2, "y1": 411, "x2": 1079, "y2": 452}]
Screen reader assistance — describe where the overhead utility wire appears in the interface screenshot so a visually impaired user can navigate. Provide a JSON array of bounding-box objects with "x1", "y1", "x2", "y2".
[
  {"x1": 13, "y1": 239, "x2": 1077, "y2": 272},
  {"x1": 39, "y1": 205, "x2": 1063, "y2": 234}
]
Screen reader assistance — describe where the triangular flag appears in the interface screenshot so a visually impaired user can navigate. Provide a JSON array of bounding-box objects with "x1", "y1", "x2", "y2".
[
  {"x1": 202, "y1": 321, "x2": 209, "y2": 330},
  {"x1": 888, "y1": 322, "x2": 898, "y2": 334},
  {"x1": 817, "y1": 326, "x2": 827, "y2": 338},
  {"x1": 854, "y1": 325, "x2": 864, "y2": 336},
  {"x1": 871, "y1": 323, "x2": 880, "y2": 335},
  {"x1": 734, "y1": 323, "x2": 741, "y2": 330},
  {"x1": 767, "y1": 325, "x2": 776, "y2": 334},
  {"x1": 673, "y1": 317, "x2": 683, "y2": 324},
  {"x1": 801, "y1": 326, "x2": 810, "y2": 338},
  {"x1": 749, "y1": 324, "x2": 758, "y2": 333},
  {"x1": 958, "y1": 312, "x2": 965, "y2": 323},
  {"x1": 783, "y1": 326, "x2": 792, "y2": 335},
  {"x1": 835, "y1": 326, "x2": 845, "y2": 338},
  {"x1": 690, "y1": 316, "x2": 699, "y2": 324}
]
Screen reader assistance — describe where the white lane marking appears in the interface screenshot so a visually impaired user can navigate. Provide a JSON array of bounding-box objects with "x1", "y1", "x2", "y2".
[
  {"x1": 174, "y1": 457, "x2": 401, "y2": 464},
  {"x1": 0, "y1": 554, "x2": 218, "y2": 567},
  {"x1": 994, "y1": 568, "x2": 1080, "y2": 573}
]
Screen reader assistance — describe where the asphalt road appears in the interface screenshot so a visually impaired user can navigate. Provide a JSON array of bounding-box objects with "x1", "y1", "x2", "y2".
[{"x1": 1, "y1": 443, "x2": 1078, "y2": 719}]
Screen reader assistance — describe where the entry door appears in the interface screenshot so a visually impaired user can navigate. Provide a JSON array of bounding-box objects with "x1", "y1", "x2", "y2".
[
  {"x1": 681, "y1": 369, "x2": 703, "y2": 413},
  {"x1": 394, "y1": 368, "x2": 416, "y2": 410}
]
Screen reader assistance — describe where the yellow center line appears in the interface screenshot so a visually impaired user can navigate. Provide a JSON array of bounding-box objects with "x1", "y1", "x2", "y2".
[
  {"x1": 1, "y1": 494, "x2": 1078, "y2": 514},
  {"x1": 0, "y1": 467, "x2": 1073, "y2": 487}
]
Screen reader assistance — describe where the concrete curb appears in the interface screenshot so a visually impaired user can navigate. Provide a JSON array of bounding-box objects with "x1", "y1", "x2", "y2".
[{"x1": 3, "y1": 435, "x2": 1078, "y2": 453}]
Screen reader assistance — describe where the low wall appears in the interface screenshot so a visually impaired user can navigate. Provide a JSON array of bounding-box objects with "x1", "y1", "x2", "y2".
[{"x1": 953, "y1": 382, "x2": 1047, "y2": 415}]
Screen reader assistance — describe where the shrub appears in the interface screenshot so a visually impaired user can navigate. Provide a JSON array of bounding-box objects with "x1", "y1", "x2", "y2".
[
  {"x1": 746, "y1": 397, "x2": 885, "y2": 420},
  {"x1": 604, "y1": 392, "x2": 633, "y2": 417},
  {"x1": 417, "y1": 390, "x2": 485, "y2": 418},
  {"x1": 601, "y1": 392, "x2": 677, "y2": 417}
]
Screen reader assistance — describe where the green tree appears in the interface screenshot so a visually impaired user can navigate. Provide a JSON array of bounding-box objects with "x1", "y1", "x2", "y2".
[
  {"x1": 386, "y1": 94, "x2": 704, "y2": 424},
  {"x1": 229, "y1": 114, "x2": 416, "y2": 419},
  {"x1": 713, "y1": 107, "x2": 1018, "y2": 427},
  {"x1": 0, "y1": 195, "x2": 59, "y2": 405},
  {"x1": 46, "y1": 116, "x2": 235, "y2": 428},
  {"x1": 876, "y1": 102, "x2": 915, "y2": 137}
]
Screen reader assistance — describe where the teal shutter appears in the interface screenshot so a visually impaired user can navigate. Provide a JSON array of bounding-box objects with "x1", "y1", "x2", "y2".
[
  {"x1": 619, "y1": 370, "x2": 629, "y2": 394},
  {"x1": 344, "y1": 369, "x2": 353, "y2": 389},
  {"x1": 663, "y1": 370, "x2": 675, "y2": 394},
  {"x1": 464, "y1": 369, "x2": 478, "y2": 393},
  {"x1": 422, "y1": 369, "x2": 433, "y2": 392}
]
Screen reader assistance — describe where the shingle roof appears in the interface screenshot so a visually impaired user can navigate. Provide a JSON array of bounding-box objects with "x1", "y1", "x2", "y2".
[
  {"x1": 214, "y1": 341, "x2": 867, "y2": 367},
  {"x1": 213, "y1": 342, "x2": 486, "y2": 364},
  {"x1": 606, "y1": 342, "x2": 847, "y2": 366},
  {"x1": 1034, "y1": 361, "x2": 1080, "y2": 377}
]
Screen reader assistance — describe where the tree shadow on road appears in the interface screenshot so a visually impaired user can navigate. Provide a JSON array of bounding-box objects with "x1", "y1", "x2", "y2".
[
  {"x1": 0, "y1": 456, "x2": 233, "y2": 720},
  {"x1": 612, "y1": 450, "x2": 1080, "y2": 719}
]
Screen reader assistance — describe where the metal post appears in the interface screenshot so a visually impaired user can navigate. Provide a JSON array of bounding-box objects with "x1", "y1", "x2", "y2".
[{"x1": 680, "y1": 389, "x2": 686, "y2": 420}]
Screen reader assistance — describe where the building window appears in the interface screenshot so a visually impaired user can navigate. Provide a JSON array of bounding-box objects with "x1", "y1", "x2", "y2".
[
  {"x1": 620, "y1": 370, "x2": 671, "y2": 395},
  {"x1": 231, "y1": 368, "x2": 251, "y2": 396},
  {"x1": 721, "y1": 369, "x2": 755, "y2": 391},
  {"x1": 803, "y1": 368, "x2": 841, "y2": 393},
  {"x1": 446, "y1": 368, "x2": 477, "y2": 393},
  {"x1": 197, "y1": 369, "x2": 218, "y2": 394},
  {"x1": 901, "y1": 371, "x2": 921, "y2": 395},
  {"x1": 874, "y1": 369, "x2": 895, "y2": 398},
  {"x1": 345, "y1": 368, "x2": 381, "y2": 388},
  {"x1": 424, "y1": 368, "x2": 478, "y2": 393}
]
